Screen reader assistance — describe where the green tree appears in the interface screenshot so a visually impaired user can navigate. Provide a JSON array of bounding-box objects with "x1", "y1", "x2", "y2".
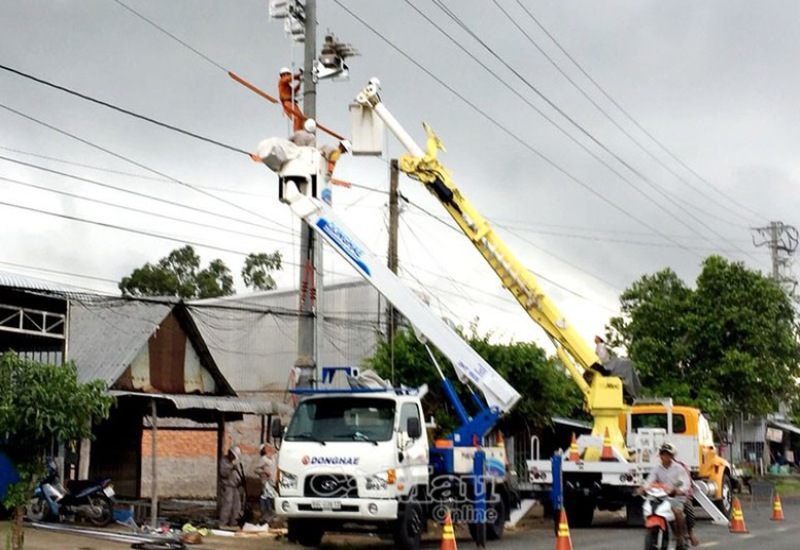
[
  {"x1": 362, "y1": 325, "x2": 584, "y2": 437},
  {"x1": 196, "y1": 258, "x2": 234, "y2": 298},
  {"x1": 0, "y1": 353, "x2": 114, "y2": 549},
  {"x1": 242, "y1": 252, "x2": 282, "y2": 291},
  {"x1": 609, "y1": 256, "x2": 800, "y2": 423},
  {"x1": 119, "y1": 246, "x2": 281, "y2": 299}
]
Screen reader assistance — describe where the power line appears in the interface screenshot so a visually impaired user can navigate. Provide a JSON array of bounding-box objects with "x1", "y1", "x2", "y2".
[
  {"x1": 427, "y1": 0, "x2": 758, "y2": 261},
  {"x1": 112, "y1": 0, "x2": 228, "y2": 73},
  {"x1": 0, "y1": 145, "x2": 271, "y2": 196},
  {"x1": 0, "y1": 63, "x2": 248, "y2": 156},
  {"x1": 403, "y1": 207, "x2": 762, "y2": 253},
  {"x1": 511, "y1": 0, "x2": 768, "y2": 224},
  {"x1": 495, "y1": 0, "x2": 761, "y2": 228},
  {"x1": 0, "y1": 174, "x2": 289, "y2": 244},
  {"x1": 0, "y1": 155, "x2": 292, "y2": 236},
  {"x1": 335, "y1": 1, "x2": 707, "y2": 260},
  {"x1": 0, "y1": 101, "x2": 289, "y2": 234},
  {"x1": 0, "y1": 260, "x2": 118, "y2": 285}
]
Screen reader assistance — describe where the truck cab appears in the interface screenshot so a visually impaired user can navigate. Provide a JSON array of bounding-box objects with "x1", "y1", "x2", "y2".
[
  {"x1": 274, "y1": 390, "x2": 430, "y2": 548},
  {"x1": 622, "y1": 401, "x2": 734, "y2": 518}
]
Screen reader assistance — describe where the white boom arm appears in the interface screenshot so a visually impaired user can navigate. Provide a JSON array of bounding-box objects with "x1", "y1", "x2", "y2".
[{"x1": 278, "y1": 180, "x2": 520, "y2": 414}]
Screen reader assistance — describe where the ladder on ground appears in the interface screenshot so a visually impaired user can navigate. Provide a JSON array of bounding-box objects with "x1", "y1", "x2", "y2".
[{"x1": 692, "y1": 481, "x2": 730, "y2": 525}]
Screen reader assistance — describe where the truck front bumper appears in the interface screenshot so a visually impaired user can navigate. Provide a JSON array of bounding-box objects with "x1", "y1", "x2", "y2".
[{"x1": 276, "y1": 497, "x2": 399, "y2": 521}]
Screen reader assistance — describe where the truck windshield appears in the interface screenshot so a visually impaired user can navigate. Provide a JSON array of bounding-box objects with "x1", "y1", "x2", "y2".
[
  {"x1": 632, "y1": 413, "x2": 686, "y2": 434},
  {"x1": 284, "y1": 398, "x2": 396, "y2": 443}
]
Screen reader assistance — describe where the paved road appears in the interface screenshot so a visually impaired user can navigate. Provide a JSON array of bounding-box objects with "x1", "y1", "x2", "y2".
[
  {"x1": 15, "y1": 498, "x2": 800, "y2": 549},
  {"x1": 469, "y1": 498, "x2": 800, "y2": 550}
]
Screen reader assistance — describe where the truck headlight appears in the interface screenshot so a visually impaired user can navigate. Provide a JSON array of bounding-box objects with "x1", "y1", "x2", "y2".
[
  {"x1": 279, "y1": 471, "x2": 298, "y2": 490},
  {"x1": 365, "y1": 469, "x2": 395, "y2": 491},
  {"x1": 366, "y1": 474, "x2": 388, "y2": 491}
]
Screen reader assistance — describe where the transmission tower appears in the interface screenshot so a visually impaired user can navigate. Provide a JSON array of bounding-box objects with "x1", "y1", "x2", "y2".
[{"x1": 752, "y1": 221, "x2": 799, "y2": 296}]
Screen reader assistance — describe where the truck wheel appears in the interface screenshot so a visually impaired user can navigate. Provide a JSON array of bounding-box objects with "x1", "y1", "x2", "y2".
[
  {"x1": 393, "y1": 501, "x2": 423, "y2": 550},
  {"x1": 486, "y1": 497, "x2": 506, "y2": 540},
  {"x1": 564, "y1": 497, "x2": 594, "y2": 528},
  {"x1": 288, "y1": 519, "x2": 323, "y2": 547},
  {"x1": 714, "y1": 473, "x2": 733, "y2": 519},
  {"x1": 626, "y1": 497, "x2": 644, "y2": 526}
]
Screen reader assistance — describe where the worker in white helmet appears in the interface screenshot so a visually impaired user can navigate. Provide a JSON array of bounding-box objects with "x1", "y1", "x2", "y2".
[
  {"x1": 278, "y1": 66, "x2": 305, "y2": 132},
  {"x1": 289, "y1": 117, "x2": 317, "y2": 147},
  {"x1": 320, "y1": 139, "x2": 352, "y2": 177},
  {"x1": 318, "y1": 139, "x2": 352, "y2": 205}
]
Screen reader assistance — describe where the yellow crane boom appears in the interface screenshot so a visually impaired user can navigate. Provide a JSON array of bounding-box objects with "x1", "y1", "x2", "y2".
[{"x1": 355, "y1": 79, "x2": 629, "y2": 459}]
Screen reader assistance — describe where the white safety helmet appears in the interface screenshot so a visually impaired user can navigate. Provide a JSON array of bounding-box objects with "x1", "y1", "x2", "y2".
[
  {"x1": 368, "y1": 77, "x2": 381, "y2": 88},
  {"x1": 279, "y1": 66, "x2": 291, "y2": 75},
  {"x1": 339, "y1": 139, "x2": 353, "y2": 154},
  {"x1": 303, "y1": 118, "x2": 317, "y2": 133}
]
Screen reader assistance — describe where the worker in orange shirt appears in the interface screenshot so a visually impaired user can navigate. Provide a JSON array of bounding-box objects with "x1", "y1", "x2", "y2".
[{"x1": 278, "y1": 67, "x2": 305, "y2": 132}]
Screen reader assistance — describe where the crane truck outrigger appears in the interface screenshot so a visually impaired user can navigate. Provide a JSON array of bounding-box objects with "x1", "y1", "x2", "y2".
[
  {"x1": 353, "y1": 78, "x2": 736, "y2": 527},
  {"x1": 255, "y1": 137, "x2": 523, "y2": 548}
]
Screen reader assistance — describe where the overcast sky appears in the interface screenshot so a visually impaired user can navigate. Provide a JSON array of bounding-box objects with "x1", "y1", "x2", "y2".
[{"x1": 0, "y1": 1, "x2": 794, "y2": 350}]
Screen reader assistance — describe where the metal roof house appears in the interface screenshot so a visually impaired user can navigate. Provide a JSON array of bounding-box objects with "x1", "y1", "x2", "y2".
[
  {"x1": 190, "y1": 278, "x2": 388, "y2": 396},
  {"x1": 66, "y1": 296, "x2": 287, "y2": 502},
  {"x1": 1, "y1": 272, "x2": 288, "y2": 511}
]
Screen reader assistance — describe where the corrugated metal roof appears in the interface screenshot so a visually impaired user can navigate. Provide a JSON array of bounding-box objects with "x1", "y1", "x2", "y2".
[
  {"x1": 0, "y1": 270, "x2": 93, "y2": 297},
  {"x1": 110, "y1": 391, "x2": 290, "y2": 415},
  {"x1": 68, "y1": 298, "x2": 175, "y2": 384},
  {"x1": 188, "y1": 280, "x2": 386, "y2": 392},
  {"x1": 769, "y1": 420, "x2": 800, "y2": 436}
]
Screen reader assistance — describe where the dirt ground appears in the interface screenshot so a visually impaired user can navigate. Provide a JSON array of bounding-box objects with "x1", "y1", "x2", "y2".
[{"x1": 3, "y1": 503, "x2": 552, "y2": 549}]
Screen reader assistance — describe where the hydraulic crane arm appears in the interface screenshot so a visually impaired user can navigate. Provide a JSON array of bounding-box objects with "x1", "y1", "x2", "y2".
[
  {"x1": 354, "y1": 79, "x2": 630, "y2": 458},
  {"x1": 255, "y1": 143, "x2": 521, "y2": 439}
]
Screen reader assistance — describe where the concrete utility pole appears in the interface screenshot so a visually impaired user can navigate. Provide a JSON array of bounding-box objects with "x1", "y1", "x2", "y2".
[
  {"x1": 387, "y1": 159, "x2": 400, "y2": 346},
  {"x1": 295, "y1": 0, "x2": 318, "y2": 389},
  {"x1": 752, "y1": 221, "x2": 799, "y2": 295}
]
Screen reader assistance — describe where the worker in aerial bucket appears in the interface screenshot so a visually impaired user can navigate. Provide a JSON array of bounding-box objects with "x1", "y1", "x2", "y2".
[{"x1": 290, "y1": 118, "x2": 317, "y2": 147}]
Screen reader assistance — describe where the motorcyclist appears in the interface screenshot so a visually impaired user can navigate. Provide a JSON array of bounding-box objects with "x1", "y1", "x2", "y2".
[{"x1": 636, "y1": 443, "x2": 692, "y2": 549}]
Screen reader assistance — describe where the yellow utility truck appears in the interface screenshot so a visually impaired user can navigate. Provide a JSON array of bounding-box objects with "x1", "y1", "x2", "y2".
[{"x1": 352, "y1": 78, "x2": 736, "y2": 526}]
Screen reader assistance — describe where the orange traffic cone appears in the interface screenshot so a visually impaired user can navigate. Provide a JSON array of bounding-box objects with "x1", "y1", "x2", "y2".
[
  {"x1": 568, "y1": 433, "x2": 580, "y2": 462},
  {"x1": 771, "y1": 492, "x2": 785, "y2": 521},
  {"x1": 440, "y1": 510, "x2": 457, "y2": 550},
  {"x1": 729, "y1": 497, "x2": 748, "y2": 533},
  {"x1": 555, "y1": 509, "x2": 573, "y2": 550},
  {"x1": 600, "y1": 427, "x2": 615, "y2": 461}
]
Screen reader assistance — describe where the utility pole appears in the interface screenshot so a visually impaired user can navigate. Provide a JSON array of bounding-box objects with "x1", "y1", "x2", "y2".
[
  {"x1": 387, "y1": 159, "x2": 400, "y2": 346},
  {"x1": 270, "y1": 0, "x2": 356, "y2": 389},
  {"x1": 752, "y1": 221, "x2": 799, "y2": 295},
  {"x1": 295, "y1": 0, "x2": 318, "y2": 389}
]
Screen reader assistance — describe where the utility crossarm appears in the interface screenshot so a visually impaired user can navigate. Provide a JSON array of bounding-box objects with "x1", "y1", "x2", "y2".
[
  {"x1": 265, "y1": 167, "x2": 521, "y2": 444},
  {"x1": 354, "y1": 79, "x2": 629, "y2": 457}
]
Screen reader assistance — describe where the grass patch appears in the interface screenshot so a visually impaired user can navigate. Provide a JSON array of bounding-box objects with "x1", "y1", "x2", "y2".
[{"x1": 751, "y1": 475, "x2": 800, "y2": 496}]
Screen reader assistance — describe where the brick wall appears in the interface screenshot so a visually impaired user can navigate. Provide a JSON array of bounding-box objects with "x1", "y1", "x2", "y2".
[{"x1": 139, "y1": 418, "x2": 268, "y2": 499}]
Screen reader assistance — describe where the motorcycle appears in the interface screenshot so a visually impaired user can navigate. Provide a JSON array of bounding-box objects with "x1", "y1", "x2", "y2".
[
  {"x1": 642, "y1": 483, "x2": 679, "y2": 550},
  {"x1": 26, "y1": 458, "x2": 115, "y2": 526}
]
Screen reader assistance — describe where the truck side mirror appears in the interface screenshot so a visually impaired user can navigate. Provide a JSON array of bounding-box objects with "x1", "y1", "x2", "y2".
[
  {"x1": 271, "y1": 418, "x2": 283, "y2": 439},
  {"x1": 406, "y1": 417, "x2": 422, "y2": 439}
]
